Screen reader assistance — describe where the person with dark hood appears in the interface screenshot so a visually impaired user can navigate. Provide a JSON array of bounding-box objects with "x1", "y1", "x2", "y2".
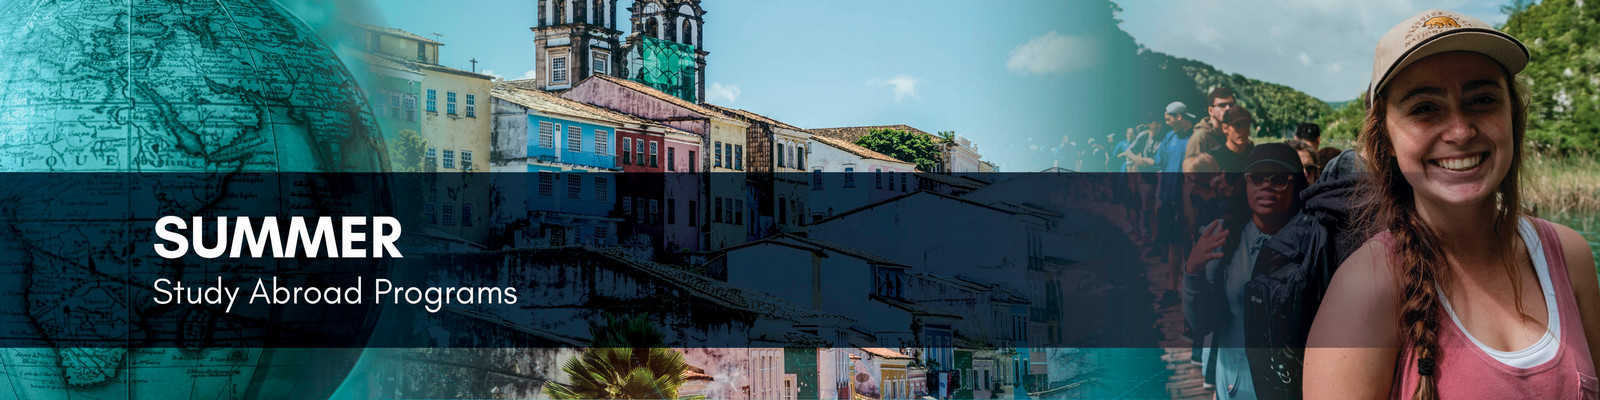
[
  {"x1": 1183, "y1": 142, "x2": 1309, "y2": 399},
  {"x1": 1240, "y1": 150, "x2": 1367, "y2": 398}
]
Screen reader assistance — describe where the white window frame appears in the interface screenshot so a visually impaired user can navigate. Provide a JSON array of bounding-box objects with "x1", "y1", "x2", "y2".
[
  {"x1": 539, "y1": 121, "x2": 555, "y2": 148},
  {"x1": 592, "y1": 50, "x2": 609, "y2": 76},
  {"x1": 567, "y1": 125, "x2": 582, "y2": 152},
  {"x1": 551, "y1": 55, "x2": 569, "y2": 84}
]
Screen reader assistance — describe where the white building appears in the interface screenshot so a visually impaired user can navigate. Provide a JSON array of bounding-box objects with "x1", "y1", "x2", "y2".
[{"x1": 805, "y1": 135, "x2": 916, "y2": 222}]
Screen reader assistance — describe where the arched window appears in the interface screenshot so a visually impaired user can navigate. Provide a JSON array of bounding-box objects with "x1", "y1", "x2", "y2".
[
  {"x1": 542, "y1": 0, "x2": 552, "y2": 26},
  {"x1": 601, "y1": 0, "x2": 610, "y2": 28},
  {"x1": 683, "y1": 20, "x2": 698, "y2": 48},
  {"x1": 585, "y1": 0, "x2": 592, "y2": 23},
  {"x1": 563, "y1": 0, "x2": 574, "y2": 24},
  {"x1": 643, "y1": 17, "x2": 660, "y2": 39},
  {"x1": 674, "y1": 16, "x2": 685, "y2": 42}
]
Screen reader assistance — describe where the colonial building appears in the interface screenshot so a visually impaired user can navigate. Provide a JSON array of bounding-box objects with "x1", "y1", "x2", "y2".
[
  {"x1": 531, "y1": 0, "x2": 707, "y2": 103},
  {"x1": 561, "y1": 74, "x2": 749, "y2": 252},
  {"x1": 626, "y1": 0, "x2": 707, "y2": 102},
  {"x1": 531, "y1": 0, "x2": 625, "y2": 91},
  {"x1": 351, "y1": 23, "x2": 495, "y2": 245},
  {"x1": 811, "y1": 124, "x2": 989, "y2": 174},
  {"x1": 490, "y1": 84, "x2": 622, "y2": 248},
  {"x1": 702, "y1": 104, "x2": 812, "y2": 239},
  {"x1": 805, "y1": 135, "x2": 916, "y2": 221}
]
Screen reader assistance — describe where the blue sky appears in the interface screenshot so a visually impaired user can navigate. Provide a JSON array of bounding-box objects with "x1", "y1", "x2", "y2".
[
  {"x1": 1116, "y1": 0, "x2": 1513, "y2": 102},
  {"x1": 347, "y1": 0, "x2": 1520, "y2": 172}
]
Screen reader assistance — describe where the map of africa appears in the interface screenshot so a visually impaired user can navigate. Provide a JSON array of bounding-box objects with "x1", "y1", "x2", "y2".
[{"x1": 0, "y1": 0, "x2": 390, "y2": 398}]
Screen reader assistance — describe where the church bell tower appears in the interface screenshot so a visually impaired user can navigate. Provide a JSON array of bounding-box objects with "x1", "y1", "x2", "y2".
[
  {"x1": 625, "y1": 0, "x2": 706, "y2": 102},
  {"x1": 531, "y1": 0, "x2": 623, "y2": 91}
]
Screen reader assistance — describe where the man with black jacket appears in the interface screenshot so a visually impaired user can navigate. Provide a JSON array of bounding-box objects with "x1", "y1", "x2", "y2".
[{"x1": 1243, "y1": 150, "x2": 1367, "y2": 398}]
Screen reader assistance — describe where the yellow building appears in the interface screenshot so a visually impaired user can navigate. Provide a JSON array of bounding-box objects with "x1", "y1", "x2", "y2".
[
  {"x1": 352, "y1": 23, "x2": 495, "y2": 246},
  {"x1": 704, "y1": 115, "x2": 750, "y2": 251}
]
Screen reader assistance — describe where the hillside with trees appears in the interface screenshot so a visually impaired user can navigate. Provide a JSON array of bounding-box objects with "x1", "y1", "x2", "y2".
[{"x1": 1092, "y1": 2, "x2": 1332, "y2": 141}]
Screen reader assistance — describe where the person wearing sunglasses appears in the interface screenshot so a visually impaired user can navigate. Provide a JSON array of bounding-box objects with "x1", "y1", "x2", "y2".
[
  {"x1": 1188, "y1": 86, "x2": 1237, "y2": 159},
  {"x1": 1288, "y1": 138, "x2": 1322, "y2": 185},
  {"x1": 1183, "y1": 142, "x2": 1309, "y2": 400}
]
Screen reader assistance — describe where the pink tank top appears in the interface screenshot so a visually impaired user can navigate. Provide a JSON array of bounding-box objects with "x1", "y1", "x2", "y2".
[{"x1": 1382, "y1": 217, "x2": 1598, "y2": 399}]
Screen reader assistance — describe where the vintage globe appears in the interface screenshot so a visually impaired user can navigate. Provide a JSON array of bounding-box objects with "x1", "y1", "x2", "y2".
[{"x1": 0, "y1": 0, "x2": 389, "y2": 398}]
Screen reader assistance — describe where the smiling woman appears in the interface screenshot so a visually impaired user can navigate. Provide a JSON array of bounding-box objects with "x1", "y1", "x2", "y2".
[{"x1": 1304, "y1": 9, "x2": 1600, "y2": 400}]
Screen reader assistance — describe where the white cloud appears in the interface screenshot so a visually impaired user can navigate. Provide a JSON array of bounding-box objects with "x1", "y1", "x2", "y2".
[
  {"x1": 1005, "y1": 31, "x2": 1100, "y2": 75},
  {"x1": 1325, "y1": 62, "x2": 1344, "y2": 74},
  {"x1": 707, "y1": 82, "x2": 742, "y2": 103},
  {"x1": 481, "y1": 69, "x2": 504, "y2": 80},
  {"x1": 870, "y1": 75, "x2": 922, "y2": 102},
  {"x1": 517, "y1": 69, "x2": 538, "y2": 80},
  {"x1": 1297, "y1": 52, "x2": 1312, "y2": 67}
]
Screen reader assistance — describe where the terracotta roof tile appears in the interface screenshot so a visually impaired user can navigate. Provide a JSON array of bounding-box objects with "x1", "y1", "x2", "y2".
[
  {"x1": 810, "y1": 124, "x2": 935, "y2": 143},
  {"x1": 591, "y1": 248, "x2": 853, "y2": 323},
  {"x1": 492, "y1": 85, "x2": 694, "y2": 136},
  {"x1": 809, "y1": 135, "x2": 912, "y2": 166},
  {"x1": 702, "y1": 104, "x2": 807, "y2": 133},
  {"x1": 861, "y1": 347, "x2": 913, "y2": 360}
]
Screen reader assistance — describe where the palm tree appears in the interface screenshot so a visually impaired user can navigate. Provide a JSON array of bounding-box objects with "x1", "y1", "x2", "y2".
[
  {"x1": 545, "y1": 314, "x2": 689, "y2": 399},
  {"x1": 935, "y1": 131, "x2": 957, "y2": 173}
]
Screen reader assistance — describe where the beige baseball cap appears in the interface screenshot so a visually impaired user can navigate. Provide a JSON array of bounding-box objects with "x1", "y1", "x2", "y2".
[{"x1": 1368, "y1": 9, "x2": 1529, "y2": 107}]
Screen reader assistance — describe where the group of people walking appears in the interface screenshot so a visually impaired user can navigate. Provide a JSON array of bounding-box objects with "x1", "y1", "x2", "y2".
[{"x1": 1105, "y1": 9, "x2": 1600, "y2": 400}]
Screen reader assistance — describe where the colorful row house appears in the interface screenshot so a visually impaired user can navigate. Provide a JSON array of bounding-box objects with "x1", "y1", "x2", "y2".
[
  {"x1": 561, "y1": 74, "x2": 750, "y2": 252},
  {"x1": 490, "y1": 85, "x2": 624, "y2": 248},
  {"x1": 701, "y1": 104, "x2": 812, "y2": 241}
]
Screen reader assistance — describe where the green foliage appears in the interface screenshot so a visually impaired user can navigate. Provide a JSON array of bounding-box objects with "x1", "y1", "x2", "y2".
[
  {"x1": 1315, "y1": 92, "x2": 1367, "y2": 145},
  {"x1": 855, "y1": 128, "x2": 943, "y2": 172},
  {"x1": 544, "y1": 314, "x2": 689, "y2": 400},
  {"x1": 1183, "y1": 64, "x2": 1334, "y2": 139},
  {"x1": 1094, "y1": 1, "x2": 1331, "y2": 144},
  {"x1": 1500, "y1": 0, "x2": 1600, "y2": 154},
  {"x1": 387, "y1": 128, "x2": 427, "y2": 172}
]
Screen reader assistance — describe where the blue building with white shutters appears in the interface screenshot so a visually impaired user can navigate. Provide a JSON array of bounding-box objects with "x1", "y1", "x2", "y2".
[{"x1": 491, "y1": 84, "x2": 624, "y2": 247}]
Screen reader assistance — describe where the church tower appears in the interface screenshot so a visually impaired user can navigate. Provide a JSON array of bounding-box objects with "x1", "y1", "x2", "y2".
[
  {"x1": 531, "y1": 0, "x2": 624, "y2": 91},
  {"x1": 625, "y1": 0, "x2": 706, "y2": 102}
]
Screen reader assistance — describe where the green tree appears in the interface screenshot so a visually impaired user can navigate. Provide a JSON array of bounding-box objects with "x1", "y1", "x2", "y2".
[
  {"x1": 387, "y1": 128, "x2": 428, "y2": 172},
  {"x1": 1499, "y1": 0, "x2": 1600, "y2": 154},
  {"x1": 855, "y1": 128, "x2": 943, "y2": 172},
  {"x1": 544, "y1": 314, "x2": 688, "y2": 400},
  {"x1": 1315, "y1": 92, "x2": 1367, "y2": 145}
]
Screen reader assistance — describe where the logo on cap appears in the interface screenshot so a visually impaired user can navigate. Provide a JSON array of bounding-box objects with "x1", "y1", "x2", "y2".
[{"x1": 1423, "y1": 16, "x2": 1460, "y2": 29}]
